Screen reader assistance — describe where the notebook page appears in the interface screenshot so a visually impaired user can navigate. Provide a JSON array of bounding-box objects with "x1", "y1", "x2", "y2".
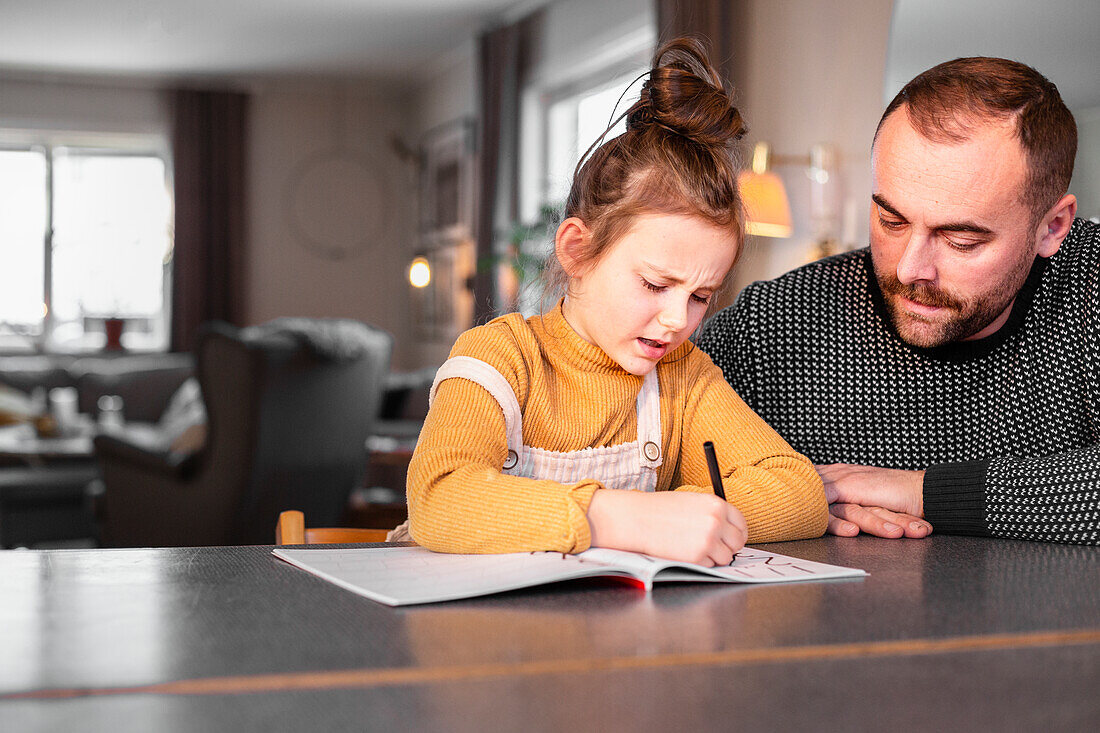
[
  {"x1": 272, "y1": 546, "x2": 630, "y2": 606},
  {"x1": 579, "y1": 546, "x2": 865, "y2": 584}
]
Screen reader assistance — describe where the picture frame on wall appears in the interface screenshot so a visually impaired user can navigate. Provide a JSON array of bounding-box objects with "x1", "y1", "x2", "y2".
[
  {"x1": 409, "y1": 240, "x2": 475, "y2": 342},
  {"x1": 412, "y1": 117, "x2": 477, "y2": 340},
  {"x1": 419, "y1": 117, "x2": 476, "y2": 246}
]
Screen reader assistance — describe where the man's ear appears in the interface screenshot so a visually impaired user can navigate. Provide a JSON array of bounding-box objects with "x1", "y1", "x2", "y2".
[
  {"x1": 1036, "y1": 193, "x2": 1077, "y2": 258},
  {"x1": 555, "y1": 217, "x2": 591, "y2": 277}
]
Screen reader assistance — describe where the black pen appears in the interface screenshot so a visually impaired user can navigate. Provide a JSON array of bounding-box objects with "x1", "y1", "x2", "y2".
[{"x1": 703, "y1": 441, "x2": 726, "y2": 501}]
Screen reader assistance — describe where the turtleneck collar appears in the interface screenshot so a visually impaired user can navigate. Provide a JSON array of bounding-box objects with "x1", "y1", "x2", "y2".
[{"x1": 536, "y1": 300, "x2": 695, "y2": 374}]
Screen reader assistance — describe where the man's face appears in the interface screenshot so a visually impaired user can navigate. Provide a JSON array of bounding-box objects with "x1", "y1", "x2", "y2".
[{"x1": 869, "y1": 110, "x2": 1041, "y2": 348}]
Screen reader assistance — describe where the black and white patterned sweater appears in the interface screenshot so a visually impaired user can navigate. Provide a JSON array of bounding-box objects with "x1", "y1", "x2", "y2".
[{"x1": 697, "y1": 218, "x2": 1100, "y2": 545}]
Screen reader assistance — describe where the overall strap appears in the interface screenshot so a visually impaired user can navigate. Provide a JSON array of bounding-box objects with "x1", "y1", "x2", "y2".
[
  {"x1": 635, "y1": 368, "x2": 663, "y2": 469},
  {"x1": 429, "y1": 356, "x2": 523, "y2": 464}
]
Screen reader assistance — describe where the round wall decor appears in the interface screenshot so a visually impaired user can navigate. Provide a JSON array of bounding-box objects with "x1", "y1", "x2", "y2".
[{"x1": 282, "y1": 149, "x2": 389, "y2": 260}]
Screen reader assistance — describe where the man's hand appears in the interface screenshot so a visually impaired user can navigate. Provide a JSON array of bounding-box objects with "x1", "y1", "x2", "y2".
[{"x1": 815, "y1": 463, "x2": 933, "y2": 539}]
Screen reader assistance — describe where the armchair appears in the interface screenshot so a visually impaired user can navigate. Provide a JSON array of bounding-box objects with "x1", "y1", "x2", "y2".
[{"x1": 94, "y1": 319, "x2": 392, "y2": 546}]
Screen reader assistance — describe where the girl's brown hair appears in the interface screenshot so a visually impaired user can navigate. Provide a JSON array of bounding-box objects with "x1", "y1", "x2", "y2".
[{"x1": 546, "y1": 37, "x2": 748, "y2": 298}]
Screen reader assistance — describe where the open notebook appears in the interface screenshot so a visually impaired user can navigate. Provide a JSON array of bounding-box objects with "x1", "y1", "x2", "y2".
[{"x1": 272, "y1": 545, "x2": 865, "y2": 606}]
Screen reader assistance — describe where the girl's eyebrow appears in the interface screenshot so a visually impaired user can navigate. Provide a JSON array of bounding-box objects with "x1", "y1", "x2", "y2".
[
  {"x1": 641, "y1": 262, "x2": 721, "y2": 290},
  {"x1": 642, "y1": 262, "x2": 684, "y2": 283}
]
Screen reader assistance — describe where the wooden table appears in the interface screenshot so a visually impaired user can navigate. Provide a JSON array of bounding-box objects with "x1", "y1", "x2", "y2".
[
  {"x1": 0, "y1": 423, "x2": 100, "y2": 547},
  {"x1": 1, "y1": 536, "x2": 1097, "y2": 731}
]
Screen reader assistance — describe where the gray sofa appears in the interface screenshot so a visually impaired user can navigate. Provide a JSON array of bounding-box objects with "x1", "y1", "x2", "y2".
[{"x1": 0, "y1": 352, "x2": 194, "y2": 423}]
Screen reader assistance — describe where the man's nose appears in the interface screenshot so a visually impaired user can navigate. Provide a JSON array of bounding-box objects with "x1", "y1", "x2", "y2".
[{"x1": 895, "y1": 233, "x2": 938, "y2": 284}]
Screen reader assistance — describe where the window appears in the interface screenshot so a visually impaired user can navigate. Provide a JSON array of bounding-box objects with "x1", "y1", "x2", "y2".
[
  {"x1": 514, "y1": 60, "x2": 650, "y2": 315},
  {"x1": 0, "y1": 140, "x2": 173, "y2": 352},
  {"x1": 543, "y1": 69, "x2": 648, "y2": 207}
]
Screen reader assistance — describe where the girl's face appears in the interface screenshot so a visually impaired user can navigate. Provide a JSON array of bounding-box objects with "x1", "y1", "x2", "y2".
[{"x1": 559, "y1": 212, "x2": 737, "y2": 376}]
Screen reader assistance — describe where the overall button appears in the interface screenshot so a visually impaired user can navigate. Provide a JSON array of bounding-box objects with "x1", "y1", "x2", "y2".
[
  {"x1": 643, "y1": 441, "x2": 660, "y2": 462},
  {"x1": 503, "y1": 450, "x2": 519, "y2": 470}
]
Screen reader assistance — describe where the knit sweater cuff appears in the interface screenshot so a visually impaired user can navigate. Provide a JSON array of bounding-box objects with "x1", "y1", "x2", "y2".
[{"x1": 922, "y1": 459, "x2": 989, "y2": 536}]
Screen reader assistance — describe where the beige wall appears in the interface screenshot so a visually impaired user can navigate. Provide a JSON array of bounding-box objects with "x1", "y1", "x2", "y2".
[
  {"x1": 0, "y1": 73, "x2": 168, "y2": 136},
  {"x1": 401, "y1": 0, "x2": 895, "y2": 339},
  {"x1": 1074, "y1": 107, "x2": 1100, "y2": 220},
  {"x1": 725, "y1": 0, "x2": 895, "y2": 302},
  {"x1": 246, "y1": 80, "x2": 419, "y2": 368}
]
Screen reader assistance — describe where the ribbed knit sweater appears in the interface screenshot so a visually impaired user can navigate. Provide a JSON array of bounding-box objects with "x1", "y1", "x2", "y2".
[
  {"x1": 697, "y1": 218, "x2": 1100, "y2": 545},
  {"x1": 406, "y1": 304, "x2": 828, "y2": 554}
]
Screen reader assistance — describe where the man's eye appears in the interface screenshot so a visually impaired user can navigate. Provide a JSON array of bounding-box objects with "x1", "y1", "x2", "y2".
[
  {"x1": 641, "y1": 278, "x2": 665, "y2": 293},
  {"x1": 944, "y1": 236, "x2": 982, "y2": 251},
  {"x1": 878, "y1": 217, "x2": 906, "y2": 230}
]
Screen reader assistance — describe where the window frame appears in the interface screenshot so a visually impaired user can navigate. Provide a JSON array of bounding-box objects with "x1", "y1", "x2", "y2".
[
  {"x1": 527, "y1": 52, "x2": 653, "y2": 220},
  {"x1": 0, "y1": 131, "x2": 173, "y2": 355}
]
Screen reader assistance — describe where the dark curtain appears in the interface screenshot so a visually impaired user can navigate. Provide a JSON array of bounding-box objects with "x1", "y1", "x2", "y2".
[
  {"x1": 474, "y1": 12, "x2": 542, "y2": 322},
  {"x1": 169, "y1": 89, "x2": 249, "y2": 352},
  {"x1": 655, "y1": 0, "x2": 748, "y2": 92},
  {"x1": 657, "y1": 1, "x2": 752, "y2": 314}
]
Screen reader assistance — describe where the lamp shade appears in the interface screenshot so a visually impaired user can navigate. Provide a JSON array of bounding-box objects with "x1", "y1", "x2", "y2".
[{"x1": 738, "y1": 169, "x2": 792, "y2": 238}]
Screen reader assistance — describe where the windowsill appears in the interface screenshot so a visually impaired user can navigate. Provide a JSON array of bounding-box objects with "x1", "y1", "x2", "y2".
[
  {"x1": 0, "y1": 338, "x2": 169, "y2": 357},
  {"x1": 0, "y1": 332, "x2": 167, "y2": 354}
]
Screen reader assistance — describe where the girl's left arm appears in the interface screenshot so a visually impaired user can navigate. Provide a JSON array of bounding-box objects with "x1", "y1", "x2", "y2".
[{"x1": 676, "y1": 359, "x2": 829, "y2": 542}]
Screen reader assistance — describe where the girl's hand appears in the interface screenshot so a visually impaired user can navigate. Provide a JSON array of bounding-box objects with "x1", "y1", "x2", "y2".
[{"x1": 586, "y1": 489, "x2": 747, "y2": 566}]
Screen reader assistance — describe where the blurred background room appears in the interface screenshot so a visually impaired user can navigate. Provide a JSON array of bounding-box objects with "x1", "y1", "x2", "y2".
[{"x1": 0, "y1": 0, "x2": 1096, "y2": 547}]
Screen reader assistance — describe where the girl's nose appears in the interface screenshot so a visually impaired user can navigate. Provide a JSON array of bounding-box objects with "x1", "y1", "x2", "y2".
[{"x1": 658, "y1": 297, "x2": 689, "y2": 331}]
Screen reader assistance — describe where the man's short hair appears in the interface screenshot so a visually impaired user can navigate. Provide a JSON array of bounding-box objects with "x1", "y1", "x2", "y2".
[{"x1": 875, "y1": 57, "x2": 1077, "y2": 224}]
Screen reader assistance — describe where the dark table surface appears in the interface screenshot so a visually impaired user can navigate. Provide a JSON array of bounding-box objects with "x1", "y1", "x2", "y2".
[{"x1": 1, "y1": 536, "x2": 1097, "y2": 732}]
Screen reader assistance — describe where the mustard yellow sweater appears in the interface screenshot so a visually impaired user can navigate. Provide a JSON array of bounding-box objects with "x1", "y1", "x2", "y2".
[{"x1": 407, "y1": 304, "x2": 828, "y2": 553}]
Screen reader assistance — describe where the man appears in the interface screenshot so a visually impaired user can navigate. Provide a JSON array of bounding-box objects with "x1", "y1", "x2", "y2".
[{"x1": 698, "y1": 56, "x2": 1098, "y2": 544}]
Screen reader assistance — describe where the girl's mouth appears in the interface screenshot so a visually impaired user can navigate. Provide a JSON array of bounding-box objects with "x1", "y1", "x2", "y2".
[{"x1": 637, "y1": 337, "x2": 669, "y2": 357}]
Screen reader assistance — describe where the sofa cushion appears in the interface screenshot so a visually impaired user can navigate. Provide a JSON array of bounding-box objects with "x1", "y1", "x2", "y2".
[
  {"x1": 0, "y1": 356, "x2": 75, "y2": 395},
  {"x1": 159, "y1": 377, "x2": 207, "y2": 453},
  {"x1": 70, "y1": 354, "x2": 194, "y2": 422}
]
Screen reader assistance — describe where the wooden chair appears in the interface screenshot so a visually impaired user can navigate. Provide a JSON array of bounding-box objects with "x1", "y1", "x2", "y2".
[{"x1": 275, "y1": 510, "x2": 390, "y2": 545}]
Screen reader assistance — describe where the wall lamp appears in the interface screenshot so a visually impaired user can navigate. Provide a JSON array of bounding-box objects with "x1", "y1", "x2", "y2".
[
  {"x1": 738, "y1": 141, "x2": 838, "y2": 240},
  {"x1": 408, "y1": 256, "x2": 431, "y2": 288}
]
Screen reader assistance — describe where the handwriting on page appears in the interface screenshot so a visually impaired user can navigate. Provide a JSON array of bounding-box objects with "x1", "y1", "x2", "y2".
[{"x1": 725, "y1": 551, "x2": 823, "y2": 579}]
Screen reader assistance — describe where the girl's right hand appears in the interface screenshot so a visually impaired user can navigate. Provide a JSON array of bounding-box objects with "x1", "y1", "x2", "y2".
[{"x1": 586, "y1": 489, "x2": 747, "y2": 566}]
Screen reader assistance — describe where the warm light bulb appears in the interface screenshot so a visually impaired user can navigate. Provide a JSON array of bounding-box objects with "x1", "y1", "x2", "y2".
[{"x1": 408, "y1": 257, "x2": 431, "y2": 288}]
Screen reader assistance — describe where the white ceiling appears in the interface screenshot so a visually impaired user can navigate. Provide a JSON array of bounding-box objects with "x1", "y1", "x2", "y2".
[
  {"x1": 4, "y1": 0, "x2": 1096, "y2": 109},
  {"x1": 0, "y1": 0, "x2": 533, "y2": 81}
]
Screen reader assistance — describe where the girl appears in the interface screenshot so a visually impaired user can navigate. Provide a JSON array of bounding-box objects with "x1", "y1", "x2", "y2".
[{"x1": 402, "y1": 38, "x2": 828, "y2": 566}]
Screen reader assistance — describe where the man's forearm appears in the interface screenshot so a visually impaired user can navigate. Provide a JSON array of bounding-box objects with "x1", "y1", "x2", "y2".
[{"x1": 978, "y1": 447, "x2": 1100, "y2": 544}]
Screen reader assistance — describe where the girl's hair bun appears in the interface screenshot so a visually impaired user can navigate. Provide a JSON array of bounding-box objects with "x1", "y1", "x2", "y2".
[
  {"x1": 550, "y1": 36, "x2": 749, "y2": 304},
  {"x1": 628, "y1": 37, "x2": 746, "y2": 148}
]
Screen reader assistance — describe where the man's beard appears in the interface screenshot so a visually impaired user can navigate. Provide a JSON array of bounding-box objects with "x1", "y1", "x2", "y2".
[{"x1": 873, "y1": 252, "x2": 1034, "y2": 348}]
